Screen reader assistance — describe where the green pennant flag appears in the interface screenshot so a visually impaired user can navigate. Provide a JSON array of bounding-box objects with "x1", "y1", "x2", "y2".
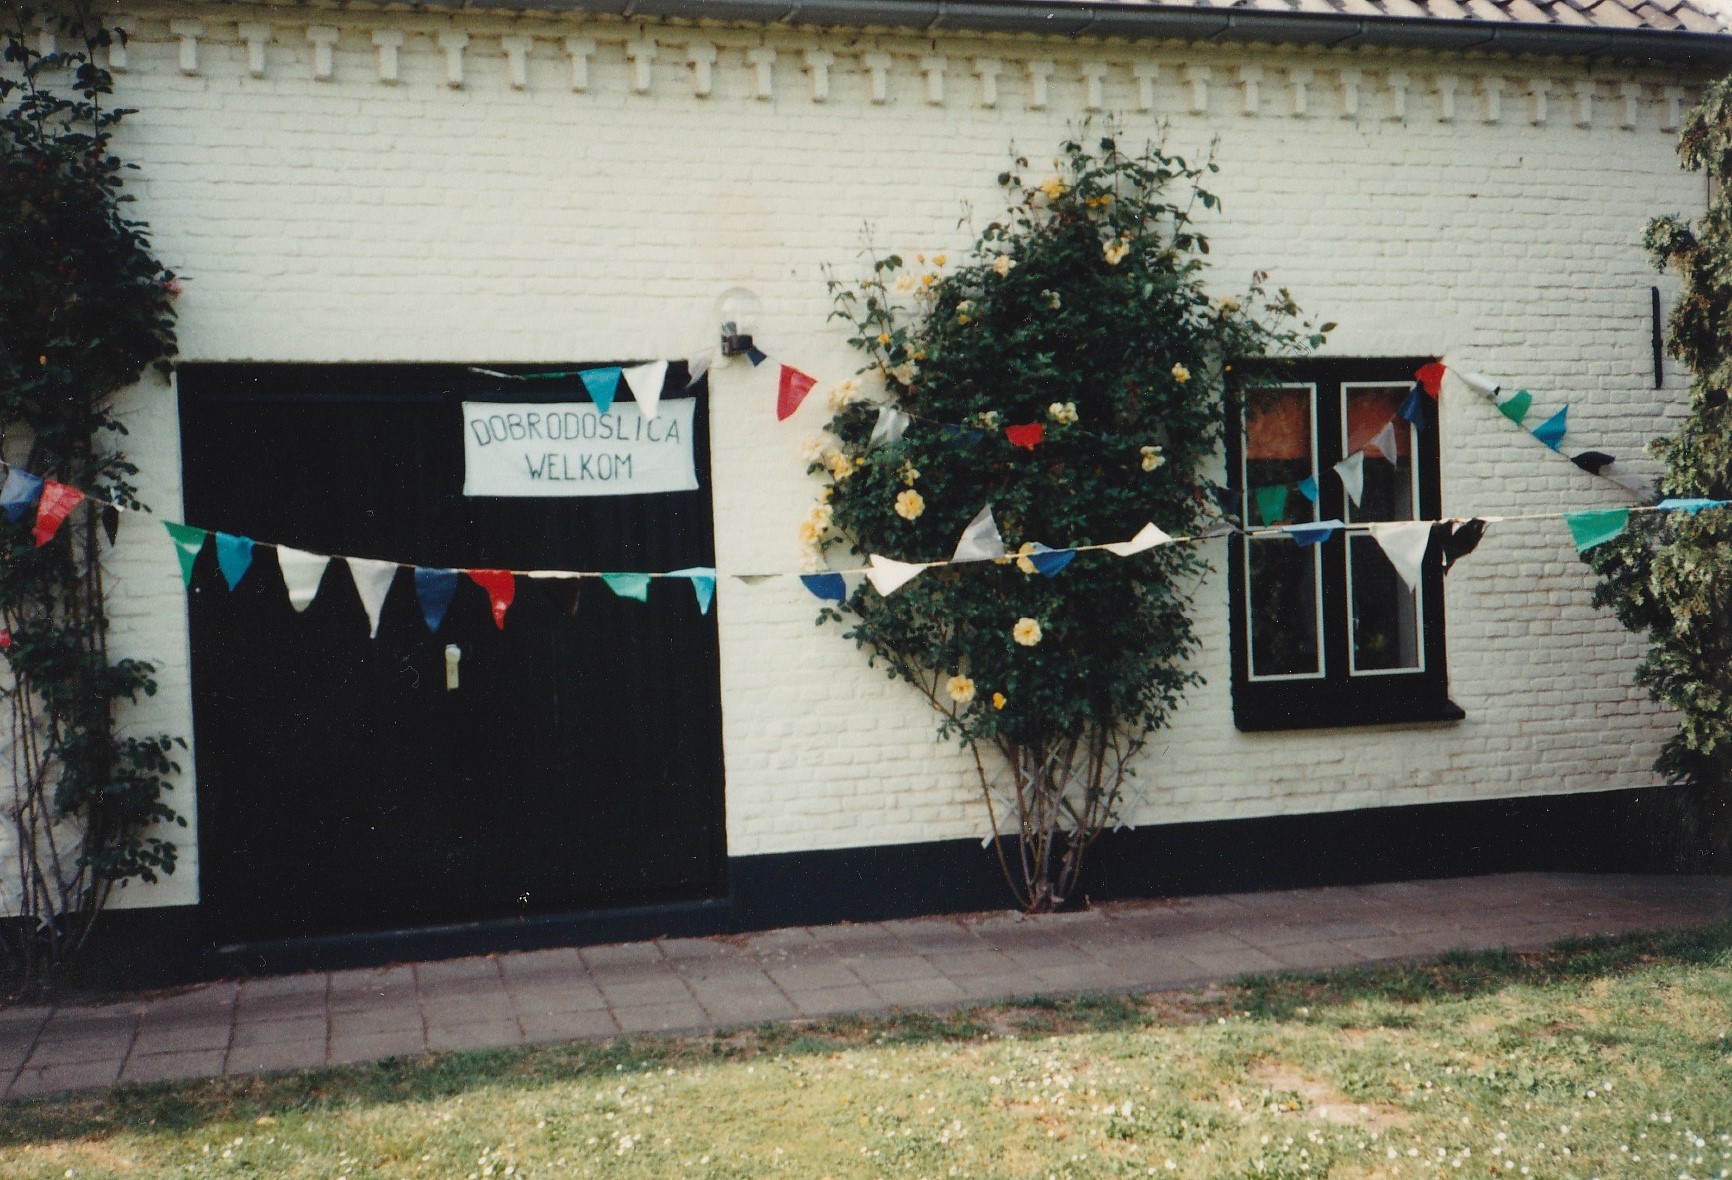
[
  {"x1": 1497, "y1": 389, "x2": 1532, "y2": 425},
  {"x1": 600, "y1": 572, "x2": 651, "y2": 602},
  {"x1": 163, "y1": 522, "x2": 209, "y2": 586},
  {"x1": 1564, "y1": 508, "x2": 1630, "y2": 553},
  {"x1": 1253, "y1": 484, "x2": 1290, "y2": 527}
]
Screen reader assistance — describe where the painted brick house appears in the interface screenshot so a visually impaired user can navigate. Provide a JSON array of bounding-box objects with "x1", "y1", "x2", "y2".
[{"x1": 29, "y1": 0, "x2": 1732, "y2": 976}]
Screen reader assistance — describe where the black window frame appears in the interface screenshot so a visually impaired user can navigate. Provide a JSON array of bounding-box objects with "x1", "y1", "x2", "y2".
[{"x1": 1225, "y1": 357, "x2": 1463, "y2": 732}]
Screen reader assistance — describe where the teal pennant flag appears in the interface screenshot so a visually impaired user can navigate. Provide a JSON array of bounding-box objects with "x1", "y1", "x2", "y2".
[
  {"x1": 1564, "y1": 508, "x2": 1630, "y2": 552},
  {"x1": 1657, "y1": 498, "x2": 1727, "y2": 515},
  {"x1": 1531, "y1": 406, "x2": 1568, "y2": 451},
  {"x1": 163, "y1": 522, "x2": 209, "y2": 587},
  {"x1": 1296, "y1": 476, "x2": 1319, "y2": 504},
  {"x1": 214, "y1": 533, "x2": 256, "y2": 590},
  {"x1": 1253, "y1": 485, "x2": 1289, "y2": 527},
  {"x1": 600, "y1": 571, "x2": 651, "y2": 602},
  {"x1": 669, "y1": 566, "x2": 717, "y2": 615},
  {"x1": 580, "y1": 366, "x2": 623, "y2": 414},
  {"x1": 1497, "y1": 390, "x2": 1532, "y2": 425}
]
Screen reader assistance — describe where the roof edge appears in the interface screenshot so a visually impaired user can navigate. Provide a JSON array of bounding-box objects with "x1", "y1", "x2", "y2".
[{"x1": 385, "y1": 0, "x2": 1732, "y2": 65}]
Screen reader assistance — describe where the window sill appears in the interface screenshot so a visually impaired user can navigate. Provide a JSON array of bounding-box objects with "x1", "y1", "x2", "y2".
[{"x1": 1232, "y1": 696, "x2": 1465, "y2": 733}]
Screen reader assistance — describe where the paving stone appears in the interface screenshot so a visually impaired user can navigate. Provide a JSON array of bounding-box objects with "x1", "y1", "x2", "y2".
[
  {"x1": 655, "y1": 938, "x2": 745, "y2": 963},
  {"x1": 950, "y1": 972, "x2": 1045, "y2": 1003},
  {"x1": 786, "y1": 984, "x2": 886, "y2": 1018},
  {"x1": 329, "y1": 965, "x2": 415, "y2": 1009},
  {"x1": 416, "y1": 957, "x2": 502, "y2": 987},
  {"x1": 328, "y1": 1028, "x2": 428, "y2": 1066},
  {"x1": 424, "y1": 1019, "x2": 524, "y2": 1053},
  {"x1": 226, "y1": 1038, "x2": 327, "y2": 1076},
  {"x1": 418, "y1": 994, "x2": 515, "y2": 1028},
  {"x1": 611, "y1": 1001, "x2": 709, "y2": 1034},
  {"x1": 580, "y1": 942, "x2": 664, "y2": 969},
  {"x1": 884, "y1": 918, "x2": 983, "y2": 951},
  {"x1": 131, "y1": 1015, "x2": 233, "y2": 1055},
  {"x1": 1177, "y1": 944, "x2": 1287, "y2": 977},
  {"x1": 847, "y1": 955, "x2": 946, "y2": 985},
  {"x1": 520, "y1": 1007, "x2": 620, "y2": 1044},
  {"x1": 330, "y1": 1006, "x2": 424, "y2": 1038},
  {"x1": 866, "y1": 975, "x2": 969, "y2": 1007},
  {"x1": 691, "y1": 988, "x2": 800, "y2": 1026},
  {"x1": 1337, "y1": 931, "x2": 1475, "y2": 962},
  {"x1": 1258, "y1": 940, "x2": 1374, "y2": 971},
  {"x1": 231, "y1": 1016, "x2": 327, "y2": 1050},
  {"x1": 1028, "y1": 961, "x2": 1139, "y2": 993},
  {"x1": 121, "y1": 1049, "x2": 228, "y2": 1086},
  {"x1": 924, "y1": 949, "x2": 1024, "y2": 979},
  {"x1": 507, "y1": 981, "x2": 612, "y2": 1016},
  {"x1": 9, "y1": 1058, "x2": 123, "y2": 1097},
  {"x1": 1232, "y1": 919, "x2": 1396, "y2": 947},
  {"x1": 591, "y1": 972, "x2": 694, "y2": 1008},
  {"x1": 147, "y1": 983, "x2": 238, "y2": 1015},
  {"x1": 237, "y1": 973, "x2": 327, "y2": 1000},
  {"x1": 765, "y1": 958, "x2": 863, "y2": 992}
]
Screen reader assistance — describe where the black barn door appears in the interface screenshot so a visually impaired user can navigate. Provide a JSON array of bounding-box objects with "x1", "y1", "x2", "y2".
[{"x1": 179, "y1": 364, "x2": 727, "y2": 945}]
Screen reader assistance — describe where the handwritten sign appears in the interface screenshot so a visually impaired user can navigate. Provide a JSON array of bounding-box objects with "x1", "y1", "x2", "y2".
[{"x1": 462, "y1": 400, "x2": 699, "y2": 497}]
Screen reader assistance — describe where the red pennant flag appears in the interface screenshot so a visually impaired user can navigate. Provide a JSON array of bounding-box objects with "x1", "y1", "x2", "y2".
[
  {"x1": 467, "y1": 569, "x2": 516, "y2": 630},
  {"x1": 32, "y1": 481, "x2": 84, "y2": 546},
  {"x1": 1005, "y1": 423, "x2": 1044, "y2": 451},
  {"x1": 776, "y1": 365, "x2": 818, "y2": 421},
  {"x1": 1415, "y1": 361, "x2": 1445, "y2": 399}
]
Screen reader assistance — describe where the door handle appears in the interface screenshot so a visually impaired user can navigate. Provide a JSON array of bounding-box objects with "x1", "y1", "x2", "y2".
[{"x1": 444, "y1": 644, "x2": 461, "y2": 691}]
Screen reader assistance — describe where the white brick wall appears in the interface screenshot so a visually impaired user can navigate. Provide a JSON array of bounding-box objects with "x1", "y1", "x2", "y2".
[{"x1": 70, "y1": 5, "x2": 1708, "y2": 911}]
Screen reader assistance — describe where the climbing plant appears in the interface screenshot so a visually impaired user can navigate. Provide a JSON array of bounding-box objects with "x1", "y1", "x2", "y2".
[
  {"x1": 811, "y1": 134, "x2": 1326, "y2": 911},
  {"x1": 1588, "y1": 76, "x2": 1732, "y2": 865},
  {"x1": 1, "y1": 1, "x2": 182, "y2": 992}
]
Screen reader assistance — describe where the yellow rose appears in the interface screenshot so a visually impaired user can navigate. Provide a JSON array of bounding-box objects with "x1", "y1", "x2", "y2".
[
  {"x1": 933, "y1": 253, "x2": 948, "y2": 267},
  {"x1": 1038, "y1": 176, "x2": 1068, "y2": 200},
  {"x1": 899, "y1": 461, "x2": 920, "y2": 487},
  {"x1": 992, "y1": 255, "x2": 1016, "y2": 277},
  {"x1": 893, "y1": 273, "x2": 918, "y2": 294},
  {"x1": 1015, "y1": 541, "x2": 1039, "y2": 576},
  {"x1": 1103, "y1": 241, "x2": 1129, "y2": 266},
  {"x1": 895, "y1": 489, "x2": 926, "y2": 521},
  {"x1": 1171, "y1": 363, "x2": 1191, "y2": 384},
  {"x1": 826, "y1": 378, "x2": 864, "y2": 412},
  {"x1": 945, "y1": 674, "x2": 976, "y2": 706},
  {"x1": 1141, "y1": 445, "x2": 1166, "y2": 473},
  {"x1": 1047, "y1": 401, "x2": 1078, "y2": 426},
  {"x1": 1216, "y1": 295, "x2": 1241, "y2": 313},
  {"x1": 992, "y1": 691, "x2": 1007, "y2": 710},
  {"x1": 877, "y1": 332, "x2": 892, "y2": 346},
  {"x1": 1013, "y1": 617, "x2": 1043, "y2": 647}
]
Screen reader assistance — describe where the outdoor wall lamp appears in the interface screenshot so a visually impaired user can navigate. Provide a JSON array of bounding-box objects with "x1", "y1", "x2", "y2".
[{"x1": 716, "y1": 287, "x2": 762, "y2": 357}]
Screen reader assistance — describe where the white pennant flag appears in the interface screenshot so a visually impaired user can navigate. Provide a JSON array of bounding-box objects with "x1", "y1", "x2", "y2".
[
  {"x1": 1104, "y1": 522, "x2": 1171, "y2": 557},
  {"x1": 866, "y1": 554, "x2": 926, "y2": 596},
  {"x1": 951, "y1": 505, "x2": 1006, "y2": 563},
  {"x1": 276, "y1": 545, "x2": 331, "y2": 613},
  {"x1": 1332, "y1": 451, "x2": 1365, "y2": 508},
  {"x1": 346, "y1": 557, "x2": 399, "y2": 638},
  {"x1": 685, "y1": 349, "x2": 714, "y2": 386},
  {"x1": 1367, "y1": 521, "x2": 1433, "y2": 593},
  {"x1": 1368, "y1": 420, "x2": 1401, "y2": 466},
  {"x1": 868, "y1": 406, "x2": 910, "y2": 449},
  {"x1": 623, "y1": 360, "x2": 669, "y2": 420},
  {"x1": 1452, "y1": 369, "x2": 1500, "y2": 399}
]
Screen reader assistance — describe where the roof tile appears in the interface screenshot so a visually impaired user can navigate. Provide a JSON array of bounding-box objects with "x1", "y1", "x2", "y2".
[{"x1": 1674, "y1": 3, "x2": 1724, "y2": 28}]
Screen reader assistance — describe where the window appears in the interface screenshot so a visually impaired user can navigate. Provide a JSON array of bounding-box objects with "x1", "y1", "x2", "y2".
[{"x1": 1226, "y1": 358, "x2": 1462, "y2": 731}]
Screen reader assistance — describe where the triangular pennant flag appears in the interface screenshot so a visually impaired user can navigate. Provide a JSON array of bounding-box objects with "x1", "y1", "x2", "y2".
[
  {"x1": 214, "y1": 532, "x2": 256, "y2": 589},
  {"x1": 1104, "y1": 523, "x2": 1171, "y2": 557},
  {"x1": 745, "y1": 346, "x2": 768, "y2": 367},
  {"x1": 414, "y1": 567, "x2": 460, "y2": 632},
  {"x1": 669, "y1": 566, "x2": 717, "y2": 614},
  {"x1": 868, "y1": 406, "x2": 910, "y2": 449},
  {"x1": 163, "y1": 522, "x2": 208, "y2": 587},
  {"x1": 776, "y1": 365, "x2": 818, "y2": 421},
  {"x1": 100, "y1": 505, "x2": 121, "y2": 547},
  {"x1": 1367, "y1": 521, "x2": 1433, "y2": 593},
  {"x1": 951, "y1": 505, "x2": 1006, "y2": 563},
  {"x1": 1564, "y1": 507, "x2": 1629, "y2": 553},
  {"x1": 1368, "y1": 420, "x2": 1401, "y2": 465},
  {"x1": 1570, "y1": 451, "x2": 1616, "y2": 475},
  {"x1": 276, "y1": 546, "x2": 332, "y2": 612},
  {"x1": 1332, "y1": 451, "x2": 1365, "y2": 508},
  {"x1": 1398, "y1": 385, "x2": 1427, "y2": 429},
  {"x1": 624, "y1": 360, "x2": 669, "y2": 421},
  {"x1": 1453, "y1": 370, "x2": 1500, "y2": 399},
  {"x1": 1026, "y1": 544, "x2": 1077, "y2": 577},
  {"x1": 0, "y1": 468, "x2": 43, "y2": 523},
  {"x1": 32, "y1": 481, "x2": 84, "y2": 546},
  {"x1": 941, "y1": 425, "x2": 985, "y2": 450},
  {"x1": 1210, "y1": 485, "x2": 1245, "y2": 522},
  {"x1": 600, "y1": 571, "x2": 651, "y2": 602},
  {"x1": 685, "y1": 349, "x2": 714, "y2": 386},
  {"x1": 1004, "y1": 423, "x2": 1044, "y2": 450},
  {"x1": 1496, "y1": 390, "x2": 1532, "y2": 425},
  {"x1": 735, "y1": 574, "x2": 776, "y2": 586},
  {"x1": 467, "y1": 569, "x2": 516, "y2": 629},
  {"x1": 1531, "y1": 406, "x2": 1568, "y2": 451},
  {"x1": 1657, "y1": 498, "x2": 1728, "y2": 514},
  {"x1": 1414, "y1": 361, "x2": 1446, "y2": 398},
  {"x1": 1283, "y1": 519, "x2": 1343, "y2": 547},
  {"x1": 1295, "y1": 476, "x2": 1319, "y2": 504},
  {"x1": 539, "y1": 576, "x2": 583, "y2": 617},
  {"x1": 1253, "y1": 484, "x2": 1289, "y2": 527},
  {"x1": 580, "y1": 366, "x2": 623, "y2": 414},
  {"x1": 866, "y1": 554, "x2": 925, "y2": 595},
  {"x1": 801, "y1": 572, "x2": 847, "y2": 602},
  {"x1": 346, "y1": 557, "x2": 399, "y2": 638},
  {"x1": 1440, "y1": 519, "x2": 1487, "y2": 573}
]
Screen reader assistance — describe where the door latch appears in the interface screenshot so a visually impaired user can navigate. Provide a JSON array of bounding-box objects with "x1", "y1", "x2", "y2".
[{"x1": 444, "y1": 644, "x2": 461, "y2": 691}]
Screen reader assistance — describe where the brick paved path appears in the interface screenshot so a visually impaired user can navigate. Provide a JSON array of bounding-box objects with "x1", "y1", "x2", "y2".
[{"x1": 2, "y1": 872, "x2": 1727, "y2": 1099}]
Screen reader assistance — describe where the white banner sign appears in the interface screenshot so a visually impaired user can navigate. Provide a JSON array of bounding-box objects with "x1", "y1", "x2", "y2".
[{"x1": 462, "y1": 400, "x2": 699, "y2": 497}]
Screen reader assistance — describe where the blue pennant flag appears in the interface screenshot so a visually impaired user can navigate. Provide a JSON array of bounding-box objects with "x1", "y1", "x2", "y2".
[
  {"x1": 940, "y1": 425, "x2": 986, "y2": 451},
  {"x1": 1025, "y1": 543, "x2": 1077, "y2": 578},
  {"x1": 1657, "y1": 498, "x2": 1729, "y2": 514},
  {"x1": 579, "y1": 366, "x2": 622, "y2": 414},
  {"x1": 1295, "y1": 476, "x2": 1319, "y2": 504},
  {"x1": 1531, "y1": 406, "x2": 1568, "y2": 451},
  {"x1": 1398, "y1": 385, "x2": 1426, "y2": 429},
  {"x1": 1283, "y1": 519, "x2": 1344, "y2": 547},
  {"x1": 669, "y1": 566, "x2": 717, "y2": 615},
  {"x1": 214, "y1": 533, "x2": 256, "y2": 590},
  {"x1": 0, "y1": 468, "x2": 43, "y2": 523},
  {"x1": 414, "y1": 567, "x2": 459, "y2": 632},
  {"x1": 745, "y1": 346, "x2": 768, "y2": 367},
  {"x1": 800, "y1": 572, "x2": 847, "y2": 602}
]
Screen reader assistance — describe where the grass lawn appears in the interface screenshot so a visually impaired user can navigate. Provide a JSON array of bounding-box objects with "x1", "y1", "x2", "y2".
[{"x1": 2, "y1": 924, "x2": 1730, "y2": 1178}]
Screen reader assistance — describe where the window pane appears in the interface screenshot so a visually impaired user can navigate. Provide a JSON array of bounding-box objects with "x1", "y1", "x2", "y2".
[
  {"x1": 1344, "y1": 385, "x2": 1415, "y2": 524},
  {"x1": 1245, "y1": 385, "x2": 1315, "y2": 526},
  {"x1": 1248, "y1": 538, "x2": 1320, "y2": 677},
  {"x1": 1349, "y1": 536, "x2": 1422, "y2": 672}
]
